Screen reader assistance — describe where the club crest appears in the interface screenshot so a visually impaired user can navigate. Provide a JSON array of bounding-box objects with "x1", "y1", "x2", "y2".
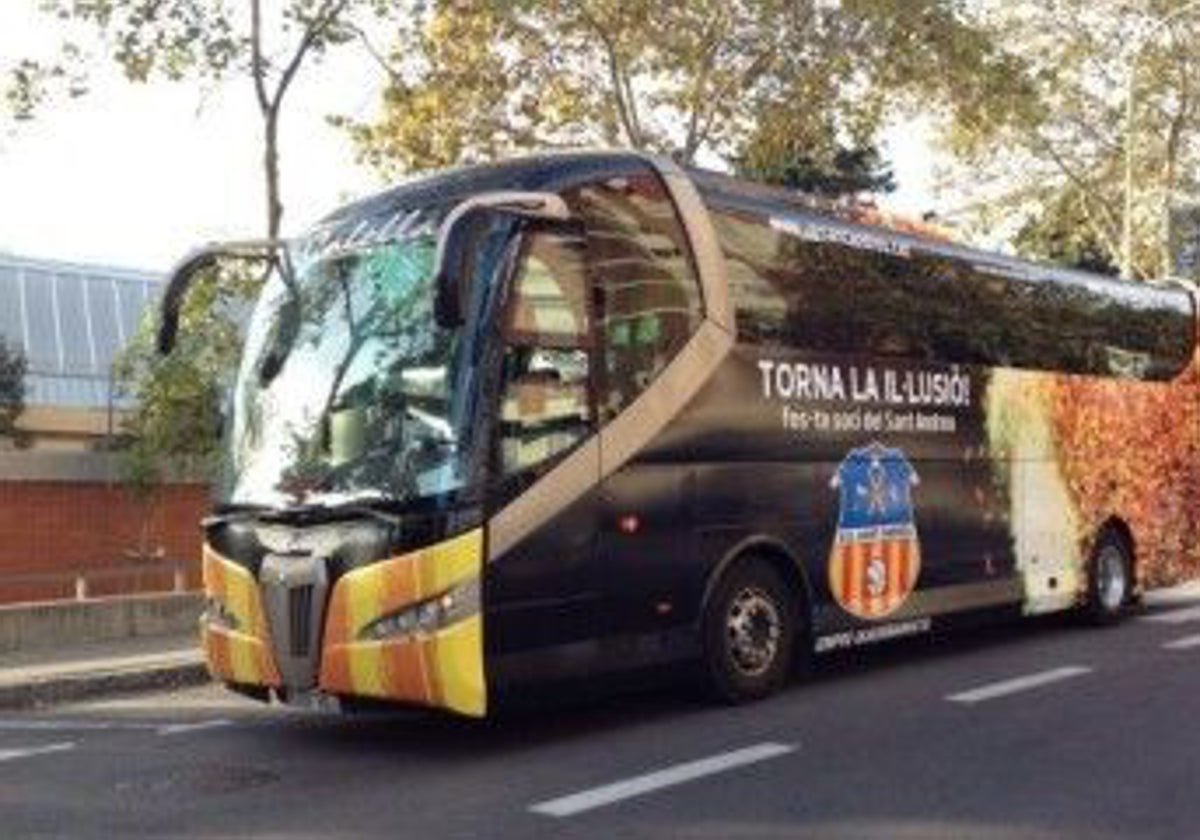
[{"x1": 828, "y1": 442, "x2": 921, "y2": 620}]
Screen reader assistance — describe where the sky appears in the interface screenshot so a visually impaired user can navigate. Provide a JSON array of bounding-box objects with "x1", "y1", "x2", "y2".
[{"x1": 0, "y1": 5, "x2": 939, "y2": 274}]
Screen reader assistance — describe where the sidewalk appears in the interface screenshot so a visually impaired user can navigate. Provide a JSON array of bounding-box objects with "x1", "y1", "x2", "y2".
[{"x1": 0, "y1": 634, "x2": 208, "y2": 710}]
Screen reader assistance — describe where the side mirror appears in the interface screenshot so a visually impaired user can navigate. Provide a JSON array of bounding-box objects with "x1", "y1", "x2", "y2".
[
  {"x1": 157, "y1": 239, "x2": 292, "y2": 356},
  {"x1": 433, "y1": 191, "x2": 572, "y2": 328}
]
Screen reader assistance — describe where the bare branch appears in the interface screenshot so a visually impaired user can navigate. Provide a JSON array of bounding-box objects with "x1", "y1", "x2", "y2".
[
  {"x1": 271, "y1": 0, "x2": 353, "y2": 116},
  {"x1": 346, "y1": 21, "x2": 403, "y2": 86},
  {"x1": 578, "y1": 7, "x2": 642, "y2": 149},
  {"x1": 1030, "y1": 130, "x2": 1122, "y2": 255},
  {"x1": 249, "y1": 0, "x2": 271, "y2": 116}
]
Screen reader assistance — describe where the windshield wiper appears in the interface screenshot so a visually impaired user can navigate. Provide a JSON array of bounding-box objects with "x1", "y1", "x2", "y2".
[
  {"x1": 204, "y1": 499, "x2": 402, "y2": 529},
  {"x1": 264, "y1": 498, "x2": 403, "y2": 527},
  {"x1": 203, "y1": 503, "x2": 274, "y2": 528}
]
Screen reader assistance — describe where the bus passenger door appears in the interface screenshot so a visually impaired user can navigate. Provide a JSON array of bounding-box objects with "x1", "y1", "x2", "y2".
[
  {"x1": 484, "y1": 227, "x2": 605, "y2": 676},
  {"x1": 574, "y1": 171, "x2": 706, "y2": 647}
]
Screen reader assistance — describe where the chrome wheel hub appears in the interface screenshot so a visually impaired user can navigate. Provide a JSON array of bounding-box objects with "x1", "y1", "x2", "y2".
[
  {"x1": 1097, "y1": 545, "x2": 1127, "y2": 612},
  {"x1": 727, "y1": 587, "x2": 781, "y2": 677}
]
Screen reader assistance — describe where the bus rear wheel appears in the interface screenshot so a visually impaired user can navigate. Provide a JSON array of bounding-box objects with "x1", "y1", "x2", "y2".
[
  {"x1": 1083, "y1": 531, "x2": 1132, "y2": 626},
  {"x1": 701, "y1": 558, "x2": 796, "y2": 703}
]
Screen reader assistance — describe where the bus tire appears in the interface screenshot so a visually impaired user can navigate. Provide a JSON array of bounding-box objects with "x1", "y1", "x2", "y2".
[
  {"x1": 1083, "y1": 531, "x2": 1132, "y2": 626},
  {"x1": 701, "y1": 557, "x2": 796, "y2": 704}
]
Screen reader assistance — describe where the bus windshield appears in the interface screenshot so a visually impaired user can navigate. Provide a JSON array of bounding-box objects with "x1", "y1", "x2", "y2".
[{"x1": 219, "y1": 227, "x2": 478, "y2": 510}]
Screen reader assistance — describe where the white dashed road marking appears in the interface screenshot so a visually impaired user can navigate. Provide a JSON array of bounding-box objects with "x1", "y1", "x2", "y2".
[
  {"x1": 947, "y1": 666, "x2": 1092, "y2": 705},
  {"x1": 1141, "y1": 605, "x2": 1200, "y2": 624},
  {"x1": 0, "y1": 719, "x2": 156, "y2": 732},
  {"x1": 0, "y1": 718, "x2": 232, "y2": 736},
  {"x1": 156, "y1": 719, "x2": 232, "y2": 736},
  {"x1": 529, "y1": 742, "x2": 796, "y2": 818},
  {"x1": 0, "y1": 742, "x2": 76, "y2": 763},
  {"x1": 1162, "y1": 634, "x2": 1200, "y2": 650}
]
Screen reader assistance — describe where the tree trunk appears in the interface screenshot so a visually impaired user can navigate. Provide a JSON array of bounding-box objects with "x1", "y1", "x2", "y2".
[{"x1": 264, "y1": 109, "x2": 283, "y2": 241}]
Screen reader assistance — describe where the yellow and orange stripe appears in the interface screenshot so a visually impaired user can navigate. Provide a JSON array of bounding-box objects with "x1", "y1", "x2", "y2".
[
  {"x1": 201, "y1": 545, "x2": 281, "y2": 688},
  {"x1": 828, "y1": 533, "x2": 920, "y2": 620},
  {"x1": 319, "y1": 528, "x2": 486, "y2": 717}
]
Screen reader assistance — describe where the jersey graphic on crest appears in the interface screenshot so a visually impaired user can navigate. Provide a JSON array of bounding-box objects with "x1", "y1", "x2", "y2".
[{"x1": 828, "y1": 442, "x2": 921, "y2": 620}]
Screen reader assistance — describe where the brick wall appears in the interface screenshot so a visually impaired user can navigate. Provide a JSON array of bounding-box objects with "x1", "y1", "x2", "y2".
[{"x1": 0, "y1": 453, "x2": 208, "y2": 604}]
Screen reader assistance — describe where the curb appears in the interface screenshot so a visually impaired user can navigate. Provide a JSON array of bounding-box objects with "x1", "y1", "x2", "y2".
[{"x1": 0, "y1": 658, "x2": 212, "y2": 710}]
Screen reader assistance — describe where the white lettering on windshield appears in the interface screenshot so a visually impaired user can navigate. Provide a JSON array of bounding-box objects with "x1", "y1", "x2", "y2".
[{"x1": 298, "y1": 209, "x2": 435, "y2": 264}]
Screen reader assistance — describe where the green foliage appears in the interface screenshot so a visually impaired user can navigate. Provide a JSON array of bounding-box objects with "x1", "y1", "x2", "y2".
[
  {"x1": 344, "y1": 0, "x2": 1025, "y2": 176},
  {"x1": 113, "y1": 261, "x2": 261, "y2": 496},
  {"x1": 941, "y1": 0, "x2": 1200, "y2": 279},
  {"x1": 4, "y1": 46, "x2": 89, "y2": 121},
  {"x1": 42, "y1": 0, "x2": 242, "y2": 84},
  {"x1": 21, "y1": 0, "x2": 359, "y2": 87},
  {"x1": 0, "y1": 336, "x2": 27, "y2": 445},
  {"x1": 737, "y1": 143, "x2": 896, "y2": 197},
  {"x1": 1012, "y1": 188, "x2": 1120, "y2": 275}
]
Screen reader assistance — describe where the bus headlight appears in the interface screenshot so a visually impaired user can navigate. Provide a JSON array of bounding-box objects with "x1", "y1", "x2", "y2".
[{"x1": 358, "y1": 577, "x2": 480, "y2": 641}]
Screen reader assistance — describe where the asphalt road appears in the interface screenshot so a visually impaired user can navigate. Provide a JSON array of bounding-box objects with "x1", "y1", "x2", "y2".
[{"x1": 4, "y1": 588, "x2": 1200, "y2": 839}]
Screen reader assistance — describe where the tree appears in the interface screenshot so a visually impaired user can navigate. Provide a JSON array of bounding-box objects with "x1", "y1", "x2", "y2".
[
  {"x1": 737, "y1": 142, "x2": 896, "y2": 197},
  {"x1": 110, "y1": 257, "x2": 260, "y2": 526},
  {"x1": 0, "y1": 337, "x2": 27, "y2": 447},
  {"x1": 938, "y1": 0, "x2": 1200, "y2": 278},
  {"x1": 8, "y1": 0, "x2": 391, "y2": 240},
  {"x1": 1011, "y1": 187, "x2": 1121, "y2": 275},
  {"x1": 342, "y1": 0, "x2": 1031, "y2": 178},
  {"x1": 6, "y1": 1, "x2": 409, "y2": 484}
]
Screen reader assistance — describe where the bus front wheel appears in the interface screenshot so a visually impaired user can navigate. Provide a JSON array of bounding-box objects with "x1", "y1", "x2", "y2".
[
  {"x1": 701, "y1": 558, "x2": 796, "y2": 703},
  {"x1": 1083, "y1": 531, "x2": 1132, "y2": 626}
]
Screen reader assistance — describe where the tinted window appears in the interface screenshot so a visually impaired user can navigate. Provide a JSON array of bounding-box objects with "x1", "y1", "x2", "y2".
[
  {"x1": 711, "y1": 204, "x2": 1194, "y2": 380},
  {"x1": 565, "y1": 173, "x2": 704, "y2": 420},
  {"x1": 497, "y1": 230, "x2": 593, "y2": 477}
]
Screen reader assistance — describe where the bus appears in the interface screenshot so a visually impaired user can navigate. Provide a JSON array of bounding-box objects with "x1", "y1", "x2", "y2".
[{"x1": 157, "y1": 150, "x2": 1199, "y2": 717}]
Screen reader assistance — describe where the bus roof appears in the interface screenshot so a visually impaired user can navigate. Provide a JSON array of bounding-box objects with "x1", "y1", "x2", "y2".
[
  {"x1": 687, "y1": 168, "x2": 1197, "y2": 303},
  {"x1": 323, "y1": 150, "x2": 1189, "y2": 299}
]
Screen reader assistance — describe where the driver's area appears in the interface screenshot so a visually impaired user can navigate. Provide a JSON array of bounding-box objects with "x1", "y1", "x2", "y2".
[{"x1": 496, "y1": 228, "x2": 594, "y2": 478}]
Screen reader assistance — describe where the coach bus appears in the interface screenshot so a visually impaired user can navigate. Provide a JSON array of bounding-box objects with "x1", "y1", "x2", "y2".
[{"x1": 157, "y1": 151, "x2": 1198, "y2": 717}]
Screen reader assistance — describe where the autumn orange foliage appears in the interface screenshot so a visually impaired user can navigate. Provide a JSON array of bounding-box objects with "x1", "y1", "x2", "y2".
[{"x1": 1050, "y1": 353, "x2": 1200, "y2": 586}]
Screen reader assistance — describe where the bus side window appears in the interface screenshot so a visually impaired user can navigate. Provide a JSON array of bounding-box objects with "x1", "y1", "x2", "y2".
[
  {"x1": 568, "y1": 174, "x2": 704, "y2": 421},
  {"x1": 497, "y1": 230, "x2": 593, "y2": 477}
]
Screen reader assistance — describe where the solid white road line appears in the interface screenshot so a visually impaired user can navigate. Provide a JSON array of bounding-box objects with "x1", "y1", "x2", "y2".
[
  {"x1": 1142, "y1": 581, "x2": 1200, "y2": 609},
  {"x1": 156, "y1": 719, "x2": 232, "y2": 736},
  {"x1": 947, "y1": 666, "x2": 1092, "y2": 705},
  {"x1": 1162, "y1": 634, "x2": 1200, "y2": 650},
  {"x1": 529, "y1": 742, "x2": 796, "y2": 818},
  {"x1": 0, "y1": 742, "x2": 76, "y2": 763},
  {"x1": 1141, "y1": 605, "x2": 1200, "y2": 624}
]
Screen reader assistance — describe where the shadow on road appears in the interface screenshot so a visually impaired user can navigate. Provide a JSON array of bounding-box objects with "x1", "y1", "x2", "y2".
[{"x1": 243, "y1": 595, "x2": 1192, "y2": 759}]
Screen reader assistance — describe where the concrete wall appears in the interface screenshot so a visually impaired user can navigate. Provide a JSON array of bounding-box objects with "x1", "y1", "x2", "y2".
[
  {"x1": 0, "y1": 592, "x2": 202, "y2": 654},
  {"x1": 15, "y1": 405, "x2": 119, "y2": 450}
]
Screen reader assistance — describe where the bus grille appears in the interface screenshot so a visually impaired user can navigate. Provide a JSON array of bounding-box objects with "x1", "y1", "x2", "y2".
[
  {"x1": 259, "y1": 552, "x2": 329, "y2": 691},
  {"x1": 288, "y1": 585, "x2": 314, "y2": 658}
]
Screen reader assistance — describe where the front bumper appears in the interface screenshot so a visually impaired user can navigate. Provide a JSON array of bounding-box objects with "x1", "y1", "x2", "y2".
[{"x1": 201, "y1": 528, "x2": 486, "y2": 717}]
